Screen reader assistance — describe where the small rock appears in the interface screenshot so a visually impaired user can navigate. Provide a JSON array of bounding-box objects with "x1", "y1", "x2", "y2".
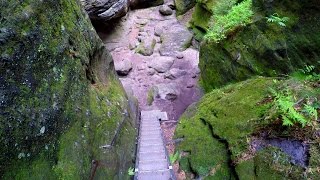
[
  {"x1": 164, "y1": 68, "x2": 187, "y2": 80},
  {"x1": 147, "y1": 56, "x2": 175, "y2": 73},
  {"x1": 136, "y1": 37, "x2": 156, "y2": 56},
  {"x1": 159, "y1": 5, "x2": 173, "y2": 16},
  {"x1": 154, "y1": 26, "x2": 163, "y2": 37},
  {"x1": 115, "y1": 59, "x2": 132, "y2": 76},
  {"x1": 192, "y1": 74, "x2": 197, "y2": 78},
  {"x1": 154, "y1": 83, "x2": 179, "y2": 101}
]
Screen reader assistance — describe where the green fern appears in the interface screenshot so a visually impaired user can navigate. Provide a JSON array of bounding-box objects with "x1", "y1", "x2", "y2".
[
  {"x1": 205, "y1": 0, "x2": 253, "y2": 42},
  {"x1": 266, "y1": 13, "x2": 289, "y2": 27},
  {"x1": 271, "y1": 89, "x2": 308, "y2": 127},
  {"x1": 304, "y1": 104, "x2": 318, "y2": 121},
  {"x1": 127, "y1": 167, "x2": 135, "y2": 176}
]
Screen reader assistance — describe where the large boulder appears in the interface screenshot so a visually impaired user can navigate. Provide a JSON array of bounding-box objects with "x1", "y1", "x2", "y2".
[
  {"x1": 175, "y1": 77, "x2": 320, "y2": 179},
  {"x1": 159, "y1": 24, "x2": 193, "y2": 56},
  {"x1": 0, "y1": 0, "x2": 137, "y2": 179},
  {"x1": 198, "y1": 0, "x2": 320, "y2": 91},
  {"x1": 81, "y1": 0, "x2": 129, "y2": 22}
]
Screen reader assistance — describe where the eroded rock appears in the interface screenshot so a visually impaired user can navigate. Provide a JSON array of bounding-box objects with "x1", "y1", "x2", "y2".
[
  {"x1": 159, "y1": 24, "x2": 193, "y2": 56},
  {"x1": 136, "y1": 37, "x2": 156, "y2": 56},
  {"x1": 81, "y1": 0, "x2": 129, "y2": 22},
  {"x1": 159, "y1": 5, "x2": 173, "y2": 16},
  {"x1": 115, "y1": 59, "x2": 133, "y2": 76},
  {"x1": 147, "y1": 56, "x2": 175, "y2": 73}
]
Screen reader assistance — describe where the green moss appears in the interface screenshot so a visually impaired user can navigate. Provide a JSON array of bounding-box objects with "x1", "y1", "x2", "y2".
[
  {"x1": 253, "y1": 147, "x2": 304, "y2": 179},
  {"x1": 176, "y1": 76, "x2": 320, "y2": 179},
  {"x1": 1, "y1": 0, "x2": 137, "y2": 178},
  {"x1": 175, "y1": 77, "x2": 273, "y2": 178},
  {"x1": 190, "y1": 3, "x2": 212, "y2": 32},
  {"x1": 199, "y1": 0, "x2": 320, "y2": 91}
]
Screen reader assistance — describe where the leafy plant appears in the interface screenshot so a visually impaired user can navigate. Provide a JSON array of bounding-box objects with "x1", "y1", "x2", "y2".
[
  {"x1": 127, "y1": 167, "x2": 135, "y2": 176},
  {"x1": 304, "y1": 104, "x2": 318, "y2": 121},
  {"x1": 266, "y1": 13, "x2": 289, "y2": 27},
  {"x1": 293, "y1": 64, "x2": 320, "y2": 82},
  {"x1": 169, "y1": 151, "x2": 180, "y2": 164},
  {"x1": 205, "y1": 0, "x2": 253, "y2": 43},
  {"x1": 271, "y1": 89, "x2": 318, "y2": 127}
]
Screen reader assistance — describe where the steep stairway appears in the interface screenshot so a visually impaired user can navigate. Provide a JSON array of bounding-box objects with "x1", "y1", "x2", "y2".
[{"x1": 134, "y1": 110, "x2": 175, "y2": 180}]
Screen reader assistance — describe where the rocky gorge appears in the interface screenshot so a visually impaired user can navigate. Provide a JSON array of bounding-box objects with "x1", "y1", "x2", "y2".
[{"x1": 1, "y1": 0, "x2": 320, "y2": 179}]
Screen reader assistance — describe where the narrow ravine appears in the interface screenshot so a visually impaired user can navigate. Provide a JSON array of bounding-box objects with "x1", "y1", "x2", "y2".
[{"x1": 95, "y1": 0, "x2": 202, "y2": 178}]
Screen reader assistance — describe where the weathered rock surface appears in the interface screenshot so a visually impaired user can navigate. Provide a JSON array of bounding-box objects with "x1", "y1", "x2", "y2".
[
  {"x1": 175, "y1": 77, "x2": 320, "y2": 179},
  {"x1": 159, "y1": 24, "x2": 193, "y2": 56},
  {"x1": 154, "y1": 83, "x2": 180, "y2": 101},
  {"x1": 147, "y1": 56, "x2": 175, "y2": 73},
  {"x1": 136, "y1": 37, "x2": 156, "y2": 56},
  {"x1": 164, "y1": 68, "x2": 187, "y2": 80},
  {"x1": 115, "y1": 59, "x2": 133, "y2": 76},
  {"x1": 174, "y1": 0, "x2": 196, "y2": 15},
  {"x1": 81, "y1": 0, "x2": 129, "y2": 22},
  {"x1": 198, "y1": 0, "x2": 320, "y2": 91},
  {"x1": 159, "y1": 5, "x2": 173, "y2": 16},
  {"x1": 0, "y1": 0, "x2": 137, "y2": 178}
]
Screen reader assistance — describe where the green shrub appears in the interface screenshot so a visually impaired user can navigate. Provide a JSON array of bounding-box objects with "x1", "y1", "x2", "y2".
[{"x1": 205, "y1": 0, "x2": 253, "y2": 43}]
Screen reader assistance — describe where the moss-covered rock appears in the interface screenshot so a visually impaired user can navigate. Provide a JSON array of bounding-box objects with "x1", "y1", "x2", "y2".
[
  {"x1": 199, "y1": 0, "x2": 320, "y2": 91},
  {"x1": 174, "y1": 0, "x2": 196, "y2": 15},
  {"x1": 0, "y1": 0, "x2": 137, "y2": 178},
  {"x1": 175, "y1": 77, "x2": 320, "y2": 179}
]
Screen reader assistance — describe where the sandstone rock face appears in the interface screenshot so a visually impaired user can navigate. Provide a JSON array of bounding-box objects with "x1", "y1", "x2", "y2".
[
  {"x1": 81, "y1": 0, "x2": 129, "y2": 22},
  {"x1": 199, "y1": 0, "x2": 320, "y2": 91},
  {"x1": 0, "y1": 0, "x2": 137, "y2": 178}
]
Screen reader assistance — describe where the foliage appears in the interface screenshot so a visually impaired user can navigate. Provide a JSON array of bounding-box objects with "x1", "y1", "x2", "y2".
[
  {"x1": 266, "y1": 13, "x2": 289, "y2": 27},
  {"x1": 298, "y1": 64, "x2": 320, "y2": 81},
  {"x1": 128, "y1": 167, "x2": 135, "y2": 176},
  {"x1": 212, "y1": 0, "x2": 237, "y2": 16},
  {"x1": 169, "y1": 151, "x2": 180, "y2": 164},
  {"x1": 205, "y1": 0, "x2": 253, "y2": 42},
  {"x1": 270, "y1": 88, "x2": 318, "y2": 127}
]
